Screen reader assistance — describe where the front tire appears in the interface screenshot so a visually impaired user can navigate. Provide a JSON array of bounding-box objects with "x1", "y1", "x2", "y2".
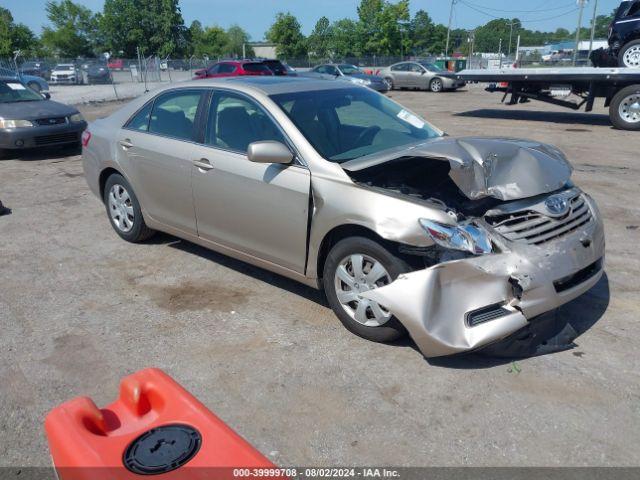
[
  {"x1": 323, "y1": 236, "x2": 409, "y2": 343},
  {"x1": 430, "y1": 77, "x2": 444, "y2": 93},
  {"x1": 103, "y1": 173, "x2": 155, "y2": 242},
  {"x1": 385, "y1": 77, "x2": 394, "y2": 90},
  {"x1": 619, "y1": 40, "x2": 640, "y2": 68},
  {"x1": 609, "y1": 85, "x2": 640, "y2": 131}
]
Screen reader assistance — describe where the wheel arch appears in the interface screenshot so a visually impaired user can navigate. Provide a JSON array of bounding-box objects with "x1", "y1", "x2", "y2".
[
  {"x1": 99, "y1": 167, "x2": 124, "y2": 200},
  {"x1": 315, "y1": 224, "x2": 407, "y2": 286}
]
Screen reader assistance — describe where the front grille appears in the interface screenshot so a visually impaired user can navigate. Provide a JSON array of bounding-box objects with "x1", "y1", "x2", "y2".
[
  {"x1": 486, "y1": 194, "x2": 593, "y2": 246},
  {"x1": 554, "y1": 259, "x2": 603, "y2": 293},
  {"x1": 34, "y1": 132, "x2": 79, "y2": 146},
  {"x1": 466, "y1": 303, "x2": 512, "y2": 327},
  {"x1": 35, "y1": 117, "x2": 67, "y2": 126}
]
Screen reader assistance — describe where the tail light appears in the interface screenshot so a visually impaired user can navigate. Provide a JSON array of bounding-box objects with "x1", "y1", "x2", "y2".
[{"x1": 81, "y1": 130, "x2": 92, "y2": 147}]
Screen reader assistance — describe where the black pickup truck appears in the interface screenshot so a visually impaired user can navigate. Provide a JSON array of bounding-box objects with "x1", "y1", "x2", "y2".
[{"x1": 610, "y1": 0, "x2": 640, "y2": 68}]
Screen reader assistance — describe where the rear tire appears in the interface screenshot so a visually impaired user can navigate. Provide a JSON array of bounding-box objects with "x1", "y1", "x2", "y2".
[
  {"x1": 323, "y1": 236, "x2": 410, "y2": 343},
  {"x1": 618, "y1": 40, "x2": 640, "y2": 68},
  {"x1": 609, "y1": 85, "x2": 640, "y2": 131},
  {"x1": 103, "y1": 173, "x2": 155, "y2": 242}
]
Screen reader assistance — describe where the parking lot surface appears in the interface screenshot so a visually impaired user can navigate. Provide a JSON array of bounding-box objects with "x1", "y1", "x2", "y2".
[{"x1": 1, "y1": 86, "x2": 639, "y2": 467}]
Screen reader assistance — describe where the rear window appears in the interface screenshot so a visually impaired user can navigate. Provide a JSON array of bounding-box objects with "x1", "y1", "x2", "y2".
[{"x1": 243, "y1": 63, "x2": 271, "y2": 73}]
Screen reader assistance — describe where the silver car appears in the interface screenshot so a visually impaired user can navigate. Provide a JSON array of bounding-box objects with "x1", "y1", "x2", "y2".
[
  {"x1": 83, "y1": 77, "x2": 604, "y2": 358},
  {"x1": 380, "y1": 61, "x2": 466, "y2": 92},
  {"x1": 302, "y1": 64, "x2": 389, "y2": 92}
]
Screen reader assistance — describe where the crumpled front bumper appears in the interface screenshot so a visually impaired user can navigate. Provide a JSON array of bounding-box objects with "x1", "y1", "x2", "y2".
[{"x1": 361, "y1": 198, "x2": 605, "y2": 358}]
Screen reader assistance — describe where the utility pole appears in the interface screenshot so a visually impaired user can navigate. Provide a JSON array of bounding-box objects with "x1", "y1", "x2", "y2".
[
  {"x1": 498, "y1": 38, "x2": 503, "y2": 68},
  {"x1": 574, "y1": 0, "x2": 588, "y2": 66},
  {"x1": 588, "y1": 0, "x2": 599, "y2": 61},
  {"x1": 445, "y1": 0, "x2": 456, "y2": 58},
  {"x1": 508, "y1": 21, "x2": 514, "y2": 58}
]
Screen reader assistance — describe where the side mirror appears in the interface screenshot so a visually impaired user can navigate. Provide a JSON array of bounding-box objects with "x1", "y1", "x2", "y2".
[
  {"x1": 247, "y1": 141, "x2": 293, "y2": 164},
  {"x1": 42, "y1": 92, "x2": 51, "y2": 100},
  {"x1": 420, "y1": 70, "x2": 426, "y2": 75}
]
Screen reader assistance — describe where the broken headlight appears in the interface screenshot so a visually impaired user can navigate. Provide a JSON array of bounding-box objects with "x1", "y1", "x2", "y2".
[{"x1": 419, "y1": 219, "x2": 493, "y2": 255}]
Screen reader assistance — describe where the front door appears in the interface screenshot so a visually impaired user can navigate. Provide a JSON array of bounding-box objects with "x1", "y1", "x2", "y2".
[{"x1": 191, "y1": 90, "x2": 311, "y2": 273}]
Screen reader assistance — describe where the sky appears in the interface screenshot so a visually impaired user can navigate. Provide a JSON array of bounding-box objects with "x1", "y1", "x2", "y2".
[{"x1": 4, "y1": 0, "x2": 624, "y2": 41}]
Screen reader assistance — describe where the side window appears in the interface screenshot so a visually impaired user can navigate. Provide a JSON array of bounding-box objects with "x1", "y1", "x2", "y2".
[
  {"x1": 218, "y1": 63, "x2": 236, "y2": 74},
  {"x1": 206, "y1": 91, "x2": 285, "y2": 153},
  {"x1": 409, "y1": 64, "x2": 423, "y2": 73},
  {"x1": 326, "y1": 66, "x2": 338, "y2": 75},
  {"x1": 207, "y1": 64, "x2": 220, "y2": 74},
  {"x1": 148, "y1": 90, "x2": 203, "y2": 141},
  {"x1": 629, "y1": 2, "x2": 640, "y2": 16},
  {"x1": 125, "y1": 101, "x2": 153, "y2": 131},
  {"x1": 315, "y1": 65, "x2": 327, "y2": 74},
  {"x1": 391, "y1": 63, "x2": 408, "y2": 72}
]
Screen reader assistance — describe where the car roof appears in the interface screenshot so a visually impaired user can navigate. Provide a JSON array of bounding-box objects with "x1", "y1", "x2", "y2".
[{"x1": 173, "y1": 76, "x2": 359, "y2": 95}]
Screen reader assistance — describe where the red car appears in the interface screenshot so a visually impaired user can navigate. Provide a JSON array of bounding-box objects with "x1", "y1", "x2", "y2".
[
  {"x1": 193, "y1": 60, "x2": 274, "y2": 79},
  {"x1": 107, "y1": 58, "x2": 124, "y2": 70}
]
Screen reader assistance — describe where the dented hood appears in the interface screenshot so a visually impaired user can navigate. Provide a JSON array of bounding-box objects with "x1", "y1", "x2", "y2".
[{"x1": 341, "y1": 137, "x2": 573, "y2": 201}]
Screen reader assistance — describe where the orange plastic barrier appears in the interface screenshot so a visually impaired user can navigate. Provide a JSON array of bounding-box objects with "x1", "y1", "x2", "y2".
[{"x1": 45, "y1": 368, "x2": 277, "y2": 479}]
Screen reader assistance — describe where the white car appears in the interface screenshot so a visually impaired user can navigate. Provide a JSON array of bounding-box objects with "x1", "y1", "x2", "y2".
[{"x1": 50, "y1": 64, "x2": 82, "y2": 85}]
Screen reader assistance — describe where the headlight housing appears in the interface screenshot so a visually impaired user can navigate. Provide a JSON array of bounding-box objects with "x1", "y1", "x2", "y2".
[
  {"x1": 353, "y1": 78, "x2": 372, "y2": 86},
  {"x1": 419, "y1": 219, "x2": 493, "y2": 255},
  {"x1": 0, "y1": 119, "x2": 34, "y2": 129},
  {"x1": 69, "y1": 113, "x2": 84, "y2": 123}
]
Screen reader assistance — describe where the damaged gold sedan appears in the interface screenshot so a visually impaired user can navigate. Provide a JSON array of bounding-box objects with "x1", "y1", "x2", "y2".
[{"x1": 83, "y1": 77, "x2": 605, "y2": 358}]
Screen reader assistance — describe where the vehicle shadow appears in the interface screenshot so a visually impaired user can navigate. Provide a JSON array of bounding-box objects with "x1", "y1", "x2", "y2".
[
  {"x1": 1, "y1": 144, "x2": 81, "y2": 161},
  {"x1": 156, "y1": 233, "x2": 328, "y2": 306},
  {"x1": 423, "y1": 273, "x2": 611, "y2": 369},
  {"x1": 455, "y1": 109, "x2": 612, "y2": 127}
]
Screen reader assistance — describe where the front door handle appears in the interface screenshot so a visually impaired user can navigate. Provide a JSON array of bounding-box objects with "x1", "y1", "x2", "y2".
[
  {"x1": 193, "y1": 158, "x2": 214, "y2": 171},
  {"x1": 119, "y1": 139, "x2": 133, "y2": 149}
]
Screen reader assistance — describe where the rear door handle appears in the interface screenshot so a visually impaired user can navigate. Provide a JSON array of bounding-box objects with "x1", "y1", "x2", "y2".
[
  {"x1": 193, "y1": 158, "x2": 214, "y2": 171},
  {"x1": 119, "y1": 139, "x2": 133, "y2": 149}
]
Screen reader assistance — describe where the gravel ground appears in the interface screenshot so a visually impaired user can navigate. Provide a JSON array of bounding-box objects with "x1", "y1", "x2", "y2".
[{"x1": 0, "y1": 85, "x2": 639, "y2": 468}]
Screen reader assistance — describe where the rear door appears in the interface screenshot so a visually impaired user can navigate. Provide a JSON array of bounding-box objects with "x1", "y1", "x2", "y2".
[
  {"x1": 117, "y1": 88, "x2": 207, "y2": 235},
  {"x1": 390, "y1": 63, "x2": 410, "y2": 87},
  {"x1": 190, "y1": 89, "x2": 311, "y2": 273}
]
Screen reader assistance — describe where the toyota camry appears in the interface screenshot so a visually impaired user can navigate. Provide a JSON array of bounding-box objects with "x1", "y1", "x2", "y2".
[{"x1": 82, "y1": 77, "x2": 605, "y2": 358}]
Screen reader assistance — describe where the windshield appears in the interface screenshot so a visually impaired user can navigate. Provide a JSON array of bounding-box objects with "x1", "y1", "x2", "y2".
[
  {"x1": 339, "y1": 64, "x2": 360, "y2": 75},
  {"x1": 0, "y1": 81, "x2": 43, "y2": 103},
  {"x1": 271, "y1": 87, "x2": 442, "y2": 162},
  {"x1": 419, "y1": 62, "x2": 443, "y2": 72},
  {"x1": 55, "y1": 65, "x2": 74, "y2": 71}
]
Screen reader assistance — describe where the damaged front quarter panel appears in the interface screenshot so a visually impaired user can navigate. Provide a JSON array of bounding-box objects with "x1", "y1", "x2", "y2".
[{"x1": 360, "y1": 210, "x2": 605, "y2": 358}]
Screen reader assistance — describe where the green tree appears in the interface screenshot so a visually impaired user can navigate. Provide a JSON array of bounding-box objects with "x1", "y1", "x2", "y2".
[
  {"x1": 308, "y1": 16, "x2": 332, "y2": 59},
  {"x1": 411, "y1": 10, "x2": 447, "y2": 55},
  {"x1": 266, "y1": 12, "x2": 307, "y2": 59},
  {"x1": 356, "y1": 0, "x2": 384, "y2": 54},
  {"x1": 41, "y1": 0, "x2": 100, "y2": 57},
  {"x1": 100, "y1": 0, "x2": 187, "y2": 57},
  {"x1": 329, "y1": 18, "x2": 360, "y2": 58},
  {"x1": 0, "y1": 6, "x2": 40, "y2": 57},
  {"x1": 193, "y1": 25, "x2": 227, "y2": 58},
  {"x1": 224, "y1": 25, "x2": 253, "y2": 58}
]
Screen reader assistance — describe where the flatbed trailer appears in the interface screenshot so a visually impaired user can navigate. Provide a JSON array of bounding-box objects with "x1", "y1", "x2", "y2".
[{"x1": 455, "y1": 67, "x2": 640, "y2": 130}]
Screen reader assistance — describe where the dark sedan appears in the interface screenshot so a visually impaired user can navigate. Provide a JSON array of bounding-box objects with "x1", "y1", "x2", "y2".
[
  {"x1": 302, "y1": 64, "x2": 389, "y2": 92},
  {"x1": 86, "y1": 63, "x2": 112, "y2": 84},
  {"x1": 0, "y1": 79, "x2": 87, "y2": 155}
]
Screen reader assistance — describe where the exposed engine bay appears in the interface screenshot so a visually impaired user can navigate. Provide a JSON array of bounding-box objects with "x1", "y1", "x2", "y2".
[{"x1": 348, "y1": 156, "x2": 504, "y2": 219}]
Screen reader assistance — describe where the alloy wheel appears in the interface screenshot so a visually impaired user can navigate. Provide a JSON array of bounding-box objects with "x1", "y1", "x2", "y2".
[
  {"x1": 334, "y1": 254, "x2": 392, "y2": 327},
  {"x1": 431, "y1": 79, "x2": 443, "y2": 92},
  {"x1": 108, "y1": 184, "x2": 135, "y2": 232}
]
